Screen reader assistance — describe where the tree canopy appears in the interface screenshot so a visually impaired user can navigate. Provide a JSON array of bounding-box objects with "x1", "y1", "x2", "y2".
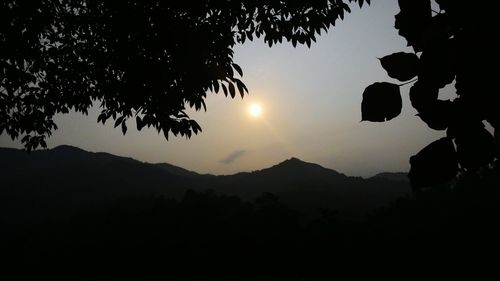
[
  {"x1": 361, "y1": 0, "x2": 499, "y2": 189},
  {"x1": 0, "y1": 0, "x2": 368, "y2": 150}
]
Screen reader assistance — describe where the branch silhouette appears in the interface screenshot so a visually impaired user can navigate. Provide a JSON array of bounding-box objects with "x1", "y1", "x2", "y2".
[{"x1": 0, "y1": 0, "x2": 369, "y2": 150}]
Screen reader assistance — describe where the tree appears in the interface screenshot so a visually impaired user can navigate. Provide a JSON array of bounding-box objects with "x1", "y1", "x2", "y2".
[
  {"x1": 361, "y1": 0, "x2": 499, "y2": 189},
  {"x1": 0, "y1": 0, "x2": 369, "y2": 150}
]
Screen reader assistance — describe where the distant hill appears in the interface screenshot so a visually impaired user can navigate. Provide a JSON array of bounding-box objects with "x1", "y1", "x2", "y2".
[
  {"x1": 371, "y1": 172, "x2": 409, "y2": 182},
  {"x1": 155, "y1": 162, "x2": 201, "y2": 177},
  {"x1": 0, "y1": 145, "x2": 411, "y2": 223}
]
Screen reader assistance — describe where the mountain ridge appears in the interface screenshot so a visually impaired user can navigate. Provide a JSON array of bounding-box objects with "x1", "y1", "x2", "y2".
[
  {"x1": 0, "y1": 145, "x2": 411, "y2": 222},
  {"x1": 1, "y1": 145, "x2": 406, "y2": 179}
]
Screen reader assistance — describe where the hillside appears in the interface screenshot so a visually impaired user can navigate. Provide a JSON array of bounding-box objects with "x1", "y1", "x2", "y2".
[{"x1": 0, "y1": 145, "x2": 411, "y2": 223}]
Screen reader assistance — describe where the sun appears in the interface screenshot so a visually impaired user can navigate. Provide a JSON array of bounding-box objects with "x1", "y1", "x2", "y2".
[{"x1": 248, "y1": 103, "x2": 263, "y2": 118}]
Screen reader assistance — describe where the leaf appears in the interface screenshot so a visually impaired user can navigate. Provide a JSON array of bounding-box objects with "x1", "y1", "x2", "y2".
[
  {"x1": 114, "y1": 116, "x2": 124, "y2": 128},
  {"x1": 213, "y1": 80, "x2": 219, "y2": 93},
  {"x1": 221, "y1": 83, "x2": 228, "y2": 97},
  {"x1": 379, "y1": 52, "x2": 419, "y2": 81},
  {"x1": 395, "y1": 0, "x2": 432, "y2": 52},
  {"x1": 228, "y1": 82, "x2": 236, "y2": 98},
  {"x1": 409, "y1": 81, "x2": 438, "y2": 112},
  {"x1": 136, "y1": 116, "x2": 144, "y2": 130},
  {"x1": 416, "y1": 100, "x2": 453, "y2": 131},
  {"x1": 361, "y1": 82, "x2": 402, "y2": 122},
  {"x1": 232, "y1": 63, "x2": 243, "y2": 77},
  {"x1": 234, "y1": 78, "x2": 248, "y2": 98},
  {"x1": 453, "y1": 123, "x2": 495, "y2": 172},
  {"x1": 418, "y1": 39, "x2": 455, "y2": 88},
  {"x1": 97, "y1": 113, "x2": 107, "y2": 124},
  {"x1": 190, "y1": 120, "x2": 202, "y2": 134},
  {"x1": 409, "y1": 137, "x2": 458, "y2": 190},
  {"x1": 121, "y1": 121, "x2": 127, "y2": 135}
]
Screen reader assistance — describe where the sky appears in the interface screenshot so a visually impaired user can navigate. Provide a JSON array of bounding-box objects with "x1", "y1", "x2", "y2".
[{"x1": 0, "y1": 0, "x2": 451, "y2": 177}]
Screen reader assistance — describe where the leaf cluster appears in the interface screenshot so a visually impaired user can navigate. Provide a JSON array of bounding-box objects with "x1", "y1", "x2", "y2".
[
  {"x1": 0, "y1": 0, "x2": 366, "y2": 149},
  {"x1": 361, "y1": 0, "x2": 499, "y2": 190}
]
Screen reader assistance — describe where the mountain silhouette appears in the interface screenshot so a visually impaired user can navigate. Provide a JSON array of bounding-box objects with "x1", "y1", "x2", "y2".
[
  {"x1": 0, "y1": 145, "x2": 410, "y2": 224},
  {"x1": 155, "y1": 162, "x2": 201, "y2": 177},
  {"x1": 208, "y1": 157, "x2": 410, "y2": 218},
  {"x1": 371, "y1": 172, "x2": 409, "y2": 182}
]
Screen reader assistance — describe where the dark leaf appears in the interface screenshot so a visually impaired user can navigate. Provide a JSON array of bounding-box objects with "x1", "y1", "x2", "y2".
[
  {"x1": 454, "y1": 123, "x2": 495, "y2": 172},
  {"x1": 114, "y1": 116, "x2": 124, "y2": 128},
  {"x1": 97, "y1": 113, "x2": 107, "y2": 125},
  {"x1": 361, "y1": 82, "x2": 402, "y2": 122},
  {"x1": 379, "y1": 52, "x2": 419, "y2": 81},
  {"x1": 234, "y1": 79, "x2": 247, "y2": 98},
  {"x1": 213, "y1": 81, "x2": 220, "y2": 93},
  {"x1": 232, "y1": 63, "x2": 243, "y2": 77},
  {"x1": 416, "y1": 100, "x2": 453, "y2": 130},
  {"x1": 395, "y1": 0, "x2": 432, "y2": 52},
  {"x1": 418, "y1": 39, "x2": 456, "y2": 88},
  {"x1": 190, "y1": 120, "x2": 202, "y2": 134},
  {"x1": 121, "y1": 121, "x2": 127, "y2": 135},
  {"x1": 228, "y1": 82, "x2": 236, "y2": 98},
  {"x1": 221, "y1": 83, "x2": 228, "y2": 97},
  {"x1": 409, "y1": 137, "x2": 458, "y2": 190},
  {"x1": 136, "y1": 116, "x2": 144, "y2": 131},
  {"x1": 409, "y1": 81, "x2": 438, "y2": 112}
]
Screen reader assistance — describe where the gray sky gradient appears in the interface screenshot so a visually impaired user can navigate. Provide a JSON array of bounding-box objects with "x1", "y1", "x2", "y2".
[{"x1": 0, "y1": 0, "x2": 452, "y2": 177}]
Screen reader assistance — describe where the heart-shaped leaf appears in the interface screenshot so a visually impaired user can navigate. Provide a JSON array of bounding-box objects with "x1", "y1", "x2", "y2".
[
  {"x1": 416, "y1": 100, "x2": 453, "y2": 131},
  {"x1": 409, "y1": 137, "x2": 458, "y2": 190},
  {"x1": 361, "y1": 82, "x2": 402, "y2": 122},
  {"x1": 379, "y1": 52, "x2": 419, "y2": 81},
  {"x1": 395, "y1": 0, "x2": 432, "y2": 52},
  {"x1": 453, "y1": 123, "x2": 495, "y2": 172},
  {"x1": 409, "y1": 81, "x2": 438, "y2": 112}
]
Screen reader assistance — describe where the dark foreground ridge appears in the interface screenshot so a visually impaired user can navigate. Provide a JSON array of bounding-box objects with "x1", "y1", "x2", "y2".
[{"x1": 1, "y1": 145, "x2": 499, "y2": 279}]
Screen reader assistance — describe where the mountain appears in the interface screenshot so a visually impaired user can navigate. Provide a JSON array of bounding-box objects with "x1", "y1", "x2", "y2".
[
  {"x1": 0, "y1": 145, "x2": 191, "y2": 224},
  {"x1": 211, "y1": 158, "x2": 410, "y2": 217},
  {"x1": 371, "y1": 172, "x2": 409, "y2": 182},
  {"x1": 155, "y1": 162, "x2": 201, "y2": 177},
  {"x1": 0, "y1": 145, "x2": 411, "y2": 223}
]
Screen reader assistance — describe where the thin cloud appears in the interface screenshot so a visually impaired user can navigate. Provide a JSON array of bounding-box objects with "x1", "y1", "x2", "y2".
[{"x1": 220, "y1": 150, "x2": 246, "y2": 164}]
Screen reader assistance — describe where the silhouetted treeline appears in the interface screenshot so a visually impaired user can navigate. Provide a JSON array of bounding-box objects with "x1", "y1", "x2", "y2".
[{"x1": 1, "y1": 169, "x2": 499, "y2": 280}]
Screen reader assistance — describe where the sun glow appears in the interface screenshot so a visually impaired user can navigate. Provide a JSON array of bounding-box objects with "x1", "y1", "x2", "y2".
[{"x1": 249, "y1": 103, "x2": 263, "y2": 118}]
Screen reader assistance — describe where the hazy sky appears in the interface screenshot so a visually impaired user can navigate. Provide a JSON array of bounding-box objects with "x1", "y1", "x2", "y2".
[{"x1": 0, "y1": 0, "x2": 451, "y2": 177}]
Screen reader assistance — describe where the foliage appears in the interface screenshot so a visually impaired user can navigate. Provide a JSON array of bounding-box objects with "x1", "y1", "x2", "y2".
[
  {"x1": 361, "y1": 0, "x2": 499, "y2": 189},
  {"x1": 0, "y1": 0, "x2": 369, "y2": 150}
]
